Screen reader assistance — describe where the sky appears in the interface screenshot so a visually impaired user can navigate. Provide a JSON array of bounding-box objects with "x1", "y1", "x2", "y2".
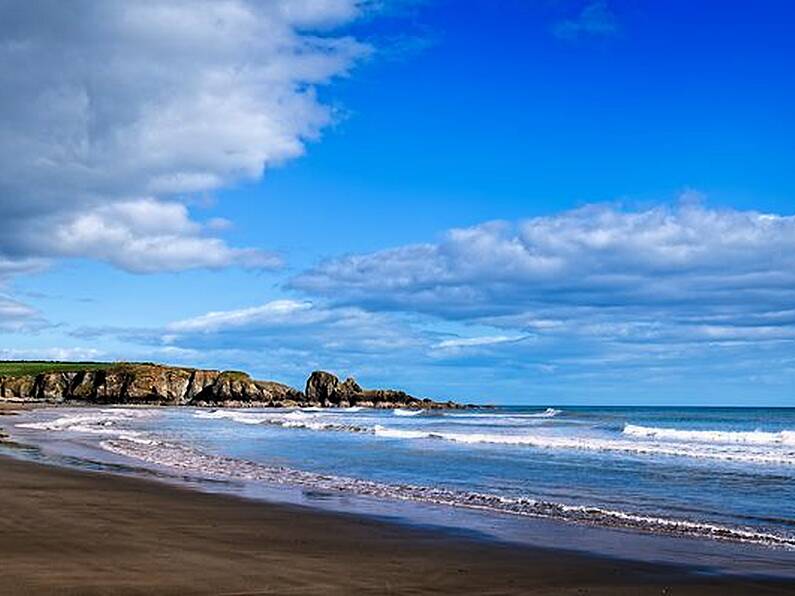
[{"x1": 1, "y1": 0, "x2": 794, "y2": 406}]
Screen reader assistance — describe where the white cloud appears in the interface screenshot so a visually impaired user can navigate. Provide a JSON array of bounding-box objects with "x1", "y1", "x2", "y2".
[
  {"x1": 0, "y1": 346, "x2": 104, "y2": 361},
  {"x1": 292, "y1": 201, "x2": 795, "y2": 345},
  {"x1": 167, "y1": 299, "x2": 316, "y2": 333},
  {"x1": 0, "y1": 0, "x2": 371, "y2": 273},
  {"x1": 553, "y1": 1, "x2": 619, "y2": 40},
  {"x1": 37, "y1": 199, "x2": 281, "y2": 273},
  {"x1": 0, "y1": 257, "x2": 47, "y2": 278},
  {"x1": 434, "y1": 335, "x2": 527, "y2": 349},
  {"x1": 0, "y1": 294, "x2": 44, "y2": 332}
]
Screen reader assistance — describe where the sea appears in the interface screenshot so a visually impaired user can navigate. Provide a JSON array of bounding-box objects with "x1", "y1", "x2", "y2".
[{"x1": 5, "y1": 405, "x2": 795, "y2": 575}]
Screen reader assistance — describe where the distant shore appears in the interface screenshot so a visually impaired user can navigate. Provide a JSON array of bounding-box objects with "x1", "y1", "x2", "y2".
[
  {"x1": 0, "y1": 361, "x2": 465, "y2": 409},
  {"x1": 0, "y1": 451, "x2": 792, "y2": 595}
]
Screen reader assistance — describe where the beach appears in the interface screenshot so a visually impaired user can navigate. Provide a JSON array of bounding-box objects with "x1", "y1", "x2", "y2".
[
  {"x1": 0, "y1": 453, "x2": 793, "y2": 595},
  {"x1": 2, "y1": 1, "x2": 793, "y2": 593},
  {"x1": 9, "y1": 404, "x2": 795, "y2": 552}
]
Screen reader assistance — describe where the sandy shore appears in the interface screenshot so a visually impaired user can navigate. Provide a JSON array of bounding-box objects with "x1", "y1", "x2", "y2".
[{"x1": 0, "y1": 454, "x2": 793, "y2": 595}]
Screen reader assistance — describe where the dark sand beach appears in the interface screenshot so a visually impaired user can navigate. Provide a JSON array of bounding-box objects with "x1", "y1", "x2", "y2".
[{"x1": 0, "y1": 452, "x2": 793, "y2": 595}]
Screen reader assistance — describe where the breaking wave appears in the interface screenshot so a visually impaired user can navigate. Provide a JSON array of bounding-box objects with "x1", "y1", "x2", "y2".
[
  {"x1": 446, "y1": 407, "x2": 561, "y2": 419},
  {"x1": 393, "y1": 408, "x2": 424, "y2": 416},
  {"x1": 16, "y1": 409, "x2": 157, "y2": 445},
  {"x1": 531, "y1": 407, "x2": 561, "y2": 418},
  {"x1": 193, "y1": 409, "x2": 368, "y2": 434},
  {"x1": 373, "y1": 425, "x2": 432, "y2": 440},
  {"x1": 374, "y1": 428, "x2": 795, "y2": 466},
  {"x1": 624, "y1": 424, "x2": 795, "y2": 446},
  {"x1": 189, "y1": 410, "x2": 795, "y2": 466}
]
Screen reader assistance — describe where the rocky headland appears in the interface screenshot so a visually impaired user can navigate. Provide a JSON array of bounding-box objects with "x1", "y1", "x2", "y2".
[{"x1": 0, "y1": 363, "x2": 461, "y2": 409}]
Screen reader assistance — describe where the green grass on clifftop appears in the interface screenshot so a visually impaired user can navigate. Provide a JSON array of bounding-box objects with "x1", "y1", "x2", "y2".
[
  {"x1": 0, "y1": 361, "x2": 120, "y2": 377},
  {"x1": 0, "y1": 361, "x2": 239, "y2": 378}
]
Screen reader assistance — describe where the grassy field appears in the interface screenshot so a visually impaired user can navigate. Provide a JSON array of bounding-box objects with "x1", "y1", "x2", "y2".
[
  {"x1": 0, "y1": 361, "x2": 235, "y2": 378},
  {"x1": 0, "y1": 361, "x2": 117, "y2": 377}
]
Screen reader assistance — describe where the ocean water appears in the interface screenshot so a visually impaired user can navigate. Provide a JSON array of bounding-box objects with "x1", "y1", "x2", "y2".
[{"x1": 7, "y1": 405, "x2": 795, "y2": 557}]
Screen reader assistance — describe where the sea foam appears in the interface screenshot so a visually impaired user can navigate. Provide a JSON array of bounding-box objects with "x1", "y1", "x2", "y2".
[
  {"x1": 393, "y1": 408, "x2": 424, "y2": 416},
  {"x1": 624, "y1": 424, "x2": 795, "y2": 446},
  {"x1": 189, "y1": 410, "x2": 795, "y2": 466}
]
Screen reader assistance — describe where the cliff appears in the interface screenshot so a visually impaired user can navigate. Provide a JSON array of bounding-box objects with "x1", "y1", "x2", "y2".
[{"x1": 0, "y1": 363, "x2": 460, "y2": 409}]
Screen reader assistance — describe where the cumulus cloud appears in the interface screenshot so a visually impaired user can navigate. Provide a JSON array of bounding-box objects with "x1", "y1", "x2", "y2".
[
  {"x1": 34, "y1": 199, "x2": 280, "y2": 273},
  {"x1": 292, "y1": 202, "x2": 795, "y2": 345},
  {"x1": 0, "y1": 0, "x2": 371, "y2": 273},
  {"x1": 553, "y1": 1, "x2": 618, "y2": 40}
]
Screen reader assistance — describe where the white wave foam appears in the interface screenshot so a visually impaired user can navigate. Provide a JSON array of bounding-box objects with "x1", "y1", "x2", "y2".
[
  {"x1": 284, "y1": 410, "x2": 313, "y2": 421},
  {"x1": 191, "y1": 410, "x2": 795, "y2": 466},
  {"x1": 447, "y1": 408, "x2": 561, "y2": 419},
  {"x1": 344, "y1": 406, "x2": 364, "y2": 412},
  {"x1": 193, "y1": 410, "x2": 274, "y2": 425},
  {"x1": 373, "y1": 425, "x2": 433, "y2": 440},
  {"x1": 393, "y1": 408, "x2": 423, "y2": 417},
  {"x1": 624, "y1": 424, "x2": 795, "y2": 447},
  {"x1": 16, "y1": 410, "x2": 157, "y2": 445},
  {"x1": 193, "y1": 409, "x2": 370, "y2": 434},
  {"x1": 367, "y1": 426, "x2": 795, "y2": 466}
]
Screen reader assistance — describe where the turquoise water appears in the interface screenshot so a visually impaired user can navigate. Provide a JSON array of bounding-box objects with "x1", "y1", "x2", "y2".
[{"x1": 9, "y1": 405, "x2": 795, "y2": 549}]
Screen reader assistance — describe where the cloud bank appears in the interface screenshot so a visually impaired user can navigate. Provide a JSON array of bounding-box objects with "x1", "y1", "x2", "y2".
[
  {"x1": 0, "y1": 0, "x2": 370, "y2": 273},
  {"x1": 69, "y1": 199, "x2": 795, "y2": 399},
  {"x1": 293, "y1": 202, "x2": 795, "y2": 345}
]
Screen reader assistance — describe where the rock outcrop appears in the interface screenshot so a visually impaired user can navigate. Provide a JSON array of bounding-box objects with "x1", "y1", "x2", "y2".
[
  {"x1": 0, "y1": 364, "x2": 461, "y2": 409},
  {"x1": 0, "y1": 364, "x2": 302, "y2": 407},
  {"x1": 304, "y1": 370, "x2": 459, "y2": 409}
]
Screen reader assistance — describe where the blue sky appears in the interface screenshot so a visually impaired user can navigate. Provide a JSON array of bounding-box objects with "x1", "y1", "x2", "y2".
[{"x1": 1, "y1": 0, "x2": 794, "y2": 405}]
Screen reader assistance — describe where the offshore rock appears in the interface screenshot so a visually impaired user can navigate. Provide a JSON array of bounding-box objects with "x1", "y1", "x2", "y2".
[{"x1": 304, "y1": 370, "x2": 459, "y2": 409}]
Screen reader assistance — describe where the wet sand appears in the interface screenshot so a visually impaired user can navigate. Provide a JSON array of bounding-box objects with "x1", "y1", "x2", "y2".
[{"x1": 0, "y1": 454, "x2": 793, "y2": 595}]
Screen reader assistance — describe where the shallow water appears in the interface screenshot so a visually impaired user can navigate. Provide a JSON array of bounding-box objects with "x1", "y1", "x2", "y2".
[{"x1": 6, "y1": 405, "x2": 795, "y2": 575}]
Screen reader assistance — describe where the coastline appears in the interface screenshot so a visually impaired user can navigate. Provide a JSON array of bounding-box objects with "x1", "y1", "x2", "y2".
[
  {"x1": 0, "y1": 454, "x2": 793, "y2": 594},
  {"x1": 0, "y1": 364, "x2": 465, "y2": 410}
]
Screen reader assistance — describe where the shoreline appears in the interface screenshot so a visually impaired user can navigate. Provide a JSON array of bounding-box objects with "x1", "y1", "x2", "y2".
[
  {"x1": 0, "y1": 454, "x2": 794, "y2": 594},
  {"x1": 8, "y1": 404, "x2": 795, "y2": 554},
  {"x1": 5, "y1": 405, "x2": 795, "y2": 571}
]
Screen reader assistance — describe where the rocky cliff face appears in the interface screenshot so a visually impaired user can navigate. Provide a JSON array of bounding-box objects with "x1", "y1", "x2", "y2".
[
  {"x1": 0, "y1": 365, "x2": 301, "y2": 407},
  {"x1": 0, "y1": 364, "x2": 460, "y2": 409}
]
